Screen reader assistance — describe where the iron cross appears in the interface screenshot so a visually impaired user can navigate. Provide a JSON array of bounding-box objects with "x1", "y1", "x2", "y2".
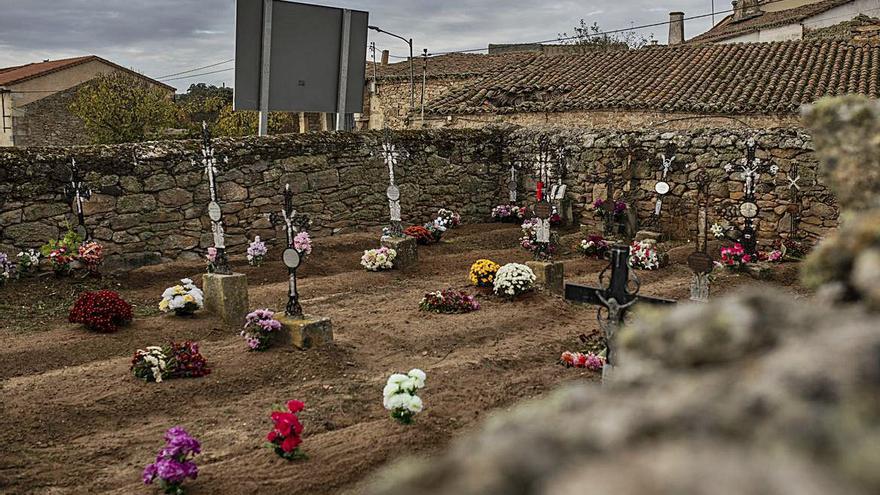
[
  {"x1": 688, "y1": 169, "x2": 714, "y2": 302},
  {"x1": 507, "y1": 160, "x2": 520, "y2": 203},
  {"x1": 64, "y1": 158, "x2": 91, "y2": 241},
  {"x1": 724, "y1": 138, "x2": 777, "y2": 257},
  {"x1": 786, "y1": 163, "x2": 802, "y2": 235},
  {"x1": 379, "y1": 131, "x2": 407, "y2": 238},
  {"x1": 269, "y1": 184, "x2": 311, "y2": 318},
  {"x1": 650, "y1": 144, "x2": 677, "y2": 223},
  {"x1": 199, "y1": 121, "x2": 231, "y2": 275},
  {"x1": 565, "y1": 244, "x2": 676, "y2": 368},
  {"x1": 533, "y1": 137, "x2": 555, "y2": 202}
]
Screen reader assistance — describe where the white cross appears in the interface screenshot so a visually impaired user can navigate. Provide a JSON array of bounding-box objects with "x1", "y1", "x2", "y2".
[
  {"x1": 381, "y1": 143, "x2": 401, "y2": 185},
  {"x1": 787, "y1": 172, "x2": 801, "y2": 191},
  {"x1": 660, "y1": 153, "x2": 675, "y2": 178}
]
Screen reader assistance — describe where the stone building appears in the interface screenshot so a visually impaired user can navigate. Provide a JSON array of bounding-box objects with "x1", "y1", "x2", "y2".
[
  {"x1": 418, "y1": 39, "x2": 880, "y2": 130},
  {"x1": 0, "y1": 55, "x2": 174, "y2": 147},
  {"x1": 689, "y1": 0, "x2": 880, "y2": 44}
]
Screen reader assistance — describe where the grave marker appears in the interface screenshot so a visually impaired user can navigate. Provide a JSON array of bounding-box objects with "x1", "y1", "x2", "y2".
[
  {"x1": 723, "y1": 138, "x2": 777, "y2": 257},
  {"x1": 64, "y1": 158, "x2": 91, "y2": 241},
  {"x1": 269, "y1": 184, "x2": 310, "y2": 318},
  {"x1": 688, "y1": 169, "x2": 714, "y2": 302},
  {"x1": 507, "y1": 160, "x2": 520, "y2": 204},
  {"x1": 199, "y1": 121, "x2": 231, "y2": 275},
  {"x1": 378, "y1": 130, "x2": 407, "y2": 238},
  {"x1": 648, "y1": 144, "x2": 677, "y2": 226}
]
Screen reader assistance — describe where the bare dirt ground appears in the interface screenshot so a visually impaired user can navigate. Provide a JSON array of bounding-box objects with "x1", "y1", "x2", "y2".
[{"x1": 0, "y1": 224, "x2": 809, "y2": 494}]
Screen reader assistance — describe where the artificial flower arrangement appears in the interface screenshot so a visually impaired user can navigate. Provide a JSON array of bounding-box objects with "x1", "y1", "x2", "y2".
[
  {"x1": 765, "y1": 250, "x2": 784, "y2": 263},
  {"x1": 205, "y1": 247, "x2": 217, "y2": 273},
  {"x1": 719, "y1": 243, "x2": 753, "y2": 270},
  {"x1": 247, "y1": 236, "x2": 268, "y2": 267},
  {"x1": 361, "y1": 247, "x2": 397, "y2": 271},
  {"x1": 419, "y1": 288, "x2": 480, "y2": 314},
  {"x1": 242, "y1": 309, "x2": 282, "y2": 351},
  {"x1": 560, "y1": 350, "x2": 606, "y2": 372},
  {"x1": 77, "y1": 241, "x2": 104, "y2": 275},
  {"x1": 41, "y1": 227, "x2": 82, "y2": 275},
  {"x1": 520, "y1": 218, "x2": 558, "y2": 261},
  {"x1": 577, "y1": 235, "x2": 609, "y2": 259},
  {"x1": 773, "y1": 237, "x2": 812, "y2": 261},
  {"x1": 383, "y1": 369, "x2": 426, "y2": 424},
  {"x1": 423, "y1": 219, "x2": 447, "y2": 243},
  {"x1": 143, "y1": 427, "x2": 201, "y2": 495},
  {"x1": 592, "y1": 198, "x2": 628, "y2": 220},
  {"x1": 0, "y1": 252, "x2": 14, "y2": 286},
  {"x1": 710, "y1": 222, "x2": 727, "y2": 239},
  {"x1": 469, "y1": 259, "x2": 500, "y2": 288},
  {"x1": 491, "y1": 204, "x2": 526, "y2": 223},
  {"x1": 493, "y1": 263, "x2": 536, "y2": 298},
  {"x1": 159, "y1": 279, "x2": 205, "y2": 316},
  {"x1": 16, "y1": 249, "x2": 41, "y2": 276},
  {"x1": 629, "y1": 240, "x2": 661, "y2": 271},
  {"x1": 549, "y1": 206, "x2": 563, "y2": 227},
  {"x1": 131, "y1": 342, "x2": 211, "y2": 382},
  {"x1": 404, "y1": 225, "x2": 436, "y2": 245},
  {"x1": 436, "y1": 208, "x2": 461, "y2": 228},
  {"x1": 267, "y1": 400, "x2": 307, "y2": 461},
  {"x1": 293, "y1": 231, "x2": 313, "y2": 255},
  {"x1": 68, "y1": 290, "x2": 133, "y2": 333}
]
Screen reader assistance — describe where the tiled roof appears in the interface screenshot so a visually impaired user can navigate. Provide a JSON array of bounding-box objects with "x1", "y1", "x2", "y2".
[
  {"x1": 370, "y1": 52, "x2": 536, "y2": 81},
  {"x1": 425, "y1": 39, "x2": 880, "y2": 116},
  {"x1": 0, "y1": 55, "x2": 175, "y2": 91},
  {"x1": 689, "y1": 0, "x2": 855, "y2": 44}
]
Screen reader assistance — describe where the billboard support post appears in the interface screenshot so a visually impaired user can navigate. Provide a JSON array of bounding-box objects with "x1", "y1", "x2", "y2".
[
  {"x1": 258, "y1": 0, "x2": 273, "y2": 137},
  {"x1": 335, "y1": 9, "x2": 352, "y2": 131}
]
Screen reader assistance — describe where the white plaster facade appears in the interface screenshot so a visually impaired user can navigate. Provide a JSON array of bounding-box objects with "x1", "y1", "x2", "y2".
[{"x1": 718, "y1": 0, "x2": 880, "y2": 43}]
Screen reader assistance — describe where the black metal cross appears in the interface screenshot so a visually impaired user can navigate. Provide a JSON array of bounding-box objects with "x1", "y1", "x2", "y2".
[
  {"x1": 592, "y1": 151, "x2": 629, "y2": 238},
  {"x1": 724, "y1": 138, "x2": 777, "y2": 257},
  {"x1": 688, "y1": 169, "x2": 714, "y2": 302},
  {"x1": 64, "y1": 158, "x2": 91, "y2": 241},
  {"x1": 507, "y1": 159, "x2": 521, "y2": 204},
  {"x1": 564, "y1": 244, "x2": 676, "y2": 367},
  {"x1": 785, "y1": 163, "x2": 803, "y2": 236},
  {"x1": 199, "y1": 121, "x2": 231, "y2": 275},
  {"x1": 269, "y1": 183, "x2": 311, "y2": 317}
]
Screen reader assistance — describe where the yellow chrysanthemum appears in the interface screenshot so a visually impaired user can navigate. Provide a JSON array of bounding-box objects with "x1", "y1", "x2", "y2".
[
  {"x1": 183, "y1": 294, "x2": 195, "y2": 303},
  {"x1": 159, "y1": 299, "x2": 169, "y2": 311},
  {"x1": 469, "y1": 259, "x2": 500, "y2": 287}
]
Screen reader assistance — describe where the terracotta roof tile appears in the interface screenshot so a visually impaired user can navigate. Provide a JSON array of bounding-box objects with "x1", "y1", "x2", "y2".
[
  {"x1": 689, "y1": 0, "x2": 854, "y2": 44},
  {"x1": 0, "y1": 55, "x2": 174, "y2": 91},
  {"x1": 370, "y1": 52, "x2": 536, "y2": 81},
  {"x1": 425, "y1": 39, "x2": 880, "y2": 116}
]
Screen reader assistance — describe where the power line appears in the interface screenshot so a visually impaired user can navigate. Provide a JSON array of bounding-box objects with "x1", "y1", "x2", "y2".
[
  {"x1": 161, "y1": 67, "x2": 235, "y2": 82},
  {"x1": 155, "y1": 59, "x2": 234, "y2": 80}
]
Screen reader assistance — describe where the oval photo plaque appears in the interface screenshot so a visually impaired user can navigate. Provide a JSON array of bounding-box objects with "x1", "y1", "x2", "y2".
[
  {"x1": 208, "y1": 201, "x2": 222, "y2": 221},
  {"x1": 655, "y1": 181, "x2": 671, "y2": 195},
  {"x1": 534, "y1": 203, "x2": 552, "y2": 218},
  {"x1": 282, "y1": 248, "x2": 301, "y2": 269},
  {"x1": 386, "y1": 185, "x2": 400, "y2": 201},
  {"x1": 507, "y1": 179, "x2": 517, "y2": 192},
  {"x1": 687, "y1": 252, "x2": 715, "y2": 274}
]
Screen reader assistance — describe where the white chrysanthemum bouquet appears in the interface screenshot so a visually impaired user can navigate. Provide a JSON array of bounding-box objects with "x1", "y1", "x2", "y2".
[
  {"x1": 629, "y1": 241, "x2": 661, "y2": 271},
  {"x1": 159, "y1": 278, "x2": 205, "y2": 316},
  {"x1": 361, "y1": 247, "x2": 397, "y2": 271},
  {"x1": 131, "y1": 346, "x2": 168, "y2": 383},
  {"x1": 383, "y1": 369, "x2": 426, "y2": 424},
  {"x1": 493, "y1": 263, "x2": 536, "y2": 297}
]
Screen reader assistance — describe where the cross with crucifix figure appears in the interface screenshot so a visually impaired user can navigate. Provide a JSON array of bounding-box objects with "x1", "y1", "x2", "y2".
[
  {"x1": 64, "y1": 158, "x2": 91, "y2": 241},
  {"x1": 533, "y1": 137, "x2": 555, "y2": 203},
  {"x1": 549, "y1": 142, "x2": 568, "y2": 205},
  {"x1": 723, "y1": 138, "x2": 777, "y2": 258},
  {"x1": 688, "y1": 169, "x2": 714, "y2": 302},
  {"x1": 565, "y1": 244, "x2": 676, "y2": 373},
  {"x1": 378, "y1": 131, "x2": 408, "y2": 238},
  {"x1": 269, "y1": 183, "x2": 311, "y2": 318},
  {"x1": 646, "y1": 144, "x2": 677, "y2": 228},
  {"x1": 199, "y1": 121, "x2": 231, "y2": 275}
]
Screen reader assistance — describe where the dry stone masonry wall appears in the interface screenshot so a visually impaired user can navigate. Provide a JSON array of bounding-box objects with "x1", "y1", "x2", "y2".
[{"x1": 0, "y1": 126, "x2": 836, "y2": 267}]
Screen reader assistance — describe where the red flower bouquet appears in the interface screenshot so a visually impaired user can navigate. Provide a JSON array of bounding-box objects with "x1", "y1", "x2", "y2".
[
  {"x1": 165, "y1": 341, "x2": 211, "y2": 379},
  {"x1": 720, "y1": 243, "x2": 754, "y2": 270},
  {"x1": 404, "y1": 225, "x2": 434, "y2": 245},
  {"x1": 267, "y1": 400, "x2": 307, "y2": 461},
  {"x1": 68, "y1": 290, "x2": 133, "y2": 333}
]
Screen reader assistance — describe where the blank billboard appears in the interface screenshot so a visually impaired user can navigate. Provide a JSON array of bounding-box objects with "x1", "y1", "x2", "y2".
[{"x1": 234, "y1": 0, "x2": 368, "y2": 113}]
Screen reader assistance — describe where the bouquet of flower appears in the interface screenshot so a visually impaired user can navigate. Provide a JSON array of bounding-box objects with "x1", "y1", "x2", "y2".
[
  {"x1": 549, "y1": 210, "x2": 562, "y2": 227},
  {"x1": 629, "y1": 241, "x2": 661, "y2": 271},
  {"x1": 491, "y1": 204, "x2": 526, "y2": 223},
  {"x1": 469, "y1": 259, "x2": 500, "y2": 288},
  {"x1": 592, "y1": 198, "x2": 628, "y2": 218},
  {"x1": 267, "y1": 400, "x2": 307, "y2": 461},
  {"x1": 560, "y1": 351, "x2": 606, "y2": 372},
  {"x1": 404, "y1": 225, "x2": 435, "y2": 245},
  {"x1": 47, "y1": 246, "x2": 75, "y2": 274},
  {"x1": 0, "y1": 252, "x2": 14, "y2": 285},
  {"x1": 247, "y1": 236, "x2": 268, "y2": 266},
  {"x1": 577, "y1": 235, "x2": 609, "y2": 259},
  {"x1": 68, "y1": 290, "x2": 133, "y2": 333},
  {"x1": 242, "y1": 309, "x2": 282, "y2": 351},
  {"x1": 773, "y1": 237, "x2": 811, "y2": 260},
  {"x1": 419, "y1": 288, "x2": 480, "y2": 314},
  {"x1": 710, "y1": 223, "x2": 726, "y2": 239},
  {"x1": 436, "y1": 208, "x2": 461, "y2": 228},
  {"x1": 143, "y1": 427, "x2": 200, "y2": 495},
  {"x1": 293, "y1": 231, "x2": 312, "y2": 255},
  {"x1": 131, "y1": 347, "x2": 168, "y2": 383},
  {"x1": 765, "y1": 250, "x2": 784, "y2": 263},
  {"x1": 422, "y1": 220, "x2": 446, "y2": 243},
  {"x1": 493, "y1": 263, "x2": 536, "y2": 297},
  {"x1": 383, "y1": 369, "x2": 426, "y2": 424},
  {"x1": 159, "y1": 279, "x2": 205, "y2": 316},
  {"x1": 362, "y1": 247, "x2": 397, "y2": 271},
  {"x1": 205, "y1": 248, "x2": 217, "y2": 273},
  {"x1": 78, "y1": 241, "x2": 104, "y2": 274},
  {"x1": 520, "y1": 219, "x2": 558, "y2": 261},
  {"x1": 16, "y1": 249, "x2": 41, "y2": 276},
  {"x1": 720, "y1": 243, "x2": 753, "y2": 270},
  {"x1": 41, "y1": 227, "x2": 82, "y2": 275}
]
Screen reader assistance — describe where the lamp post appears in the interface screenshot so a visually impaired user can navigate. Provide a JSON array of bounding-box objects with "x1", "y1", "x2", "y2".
[{"x1": 369, "y1": 25, "x2": 414, "y2": 116}]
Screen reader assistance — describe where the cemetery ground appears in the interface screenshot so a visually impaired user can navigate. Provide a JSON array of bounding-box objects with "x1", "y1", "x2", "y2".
[{"x1": 0, "y1": 223, "x2": 809, "y2": 494}]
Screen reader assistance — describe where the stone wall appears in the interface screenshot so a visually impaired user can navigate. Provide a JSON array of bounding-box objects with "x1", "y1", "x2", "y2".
[
  {"x1": 14, "y1": 84, "x2": 91, "y2": 147},
  {"x1": 0, "y1": 126, "x2": 837, "y2": 267}
]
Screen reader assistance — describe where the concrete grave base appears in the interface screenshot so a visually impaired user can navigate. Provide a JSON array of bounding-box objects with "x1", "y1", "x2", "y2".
[
  {"x1": 277, "y1": 314, "x2": 333, "y2": 350},
  {"x1": 203, "y1": 273, "x2": 249, "y2": 327},
  {"x1": 635, "y1": 230, "x2": 667, "y2": 242},
  {"x1": 381, "y1": 236, "x2": 418, "y2": 271},
  {"x1": 526, "y1": 260, "x2": 565, "y2": 295}
]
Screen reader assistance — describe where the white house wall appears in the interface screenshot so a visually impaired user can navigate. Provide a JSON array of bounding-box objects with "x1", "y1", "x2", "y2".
[{"x1": 804, "y1": 0, "x2": 880, "y2": 29}]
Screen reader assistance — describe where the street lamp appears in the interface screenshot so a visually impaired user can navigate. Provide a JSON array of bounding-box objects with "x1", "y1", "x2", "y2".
[{"x1": 369, "y1": 25, "x2": 414, "y2": 117}]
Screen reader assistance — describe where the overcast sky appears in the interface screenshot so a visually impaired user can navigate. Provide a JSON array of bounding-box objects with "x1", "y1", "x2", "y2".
[{"x1": 0, "y1": 0, "x2": 720, "y2": 92}]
